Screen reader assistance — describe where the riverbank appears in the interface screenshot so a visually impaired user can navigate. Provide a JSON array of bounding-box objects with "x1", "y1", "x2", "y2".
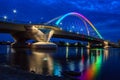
[{"x1": 0, "y1": 65, "x2": 68, "y2": 80}]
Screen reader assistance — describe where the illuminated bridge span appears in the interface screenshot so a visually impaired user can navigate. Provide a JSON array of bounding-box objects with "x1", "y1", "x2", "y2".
[
  {"x1": 45, "y1": 12, "x2": 103, "y2": 39},
  {"x1": 0, "y1": 12, "x2": 117, "y2": 48}
]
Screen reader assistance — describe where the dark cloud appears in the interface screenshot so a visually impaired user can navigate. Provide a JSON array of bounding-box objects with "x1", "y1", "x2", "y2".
[{"x1": 66, "y1": 0, "x2": 120, "y2": 14}]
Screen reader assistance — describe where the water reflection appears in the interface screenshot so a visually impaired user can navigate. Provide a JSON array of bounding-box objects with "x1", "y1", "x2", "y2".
[
  {"x1": 0, "y1": 45, "x2": 11, "y2": 64},
  {"x1": 0, "y1": 45, "x2": 112, "y2": 80},
  {"x1": 104, "y1": 48, "x2": 109, "y2": 61},
  {"x1": 29, "y1": 49, "x2": 53, "y2": 75},
  {"x1": 80, "y1": 49, "x2": 103, "y2": 80},
  {"x1": 54, "y1": 48, "x2": 106, "y2": 80},
  {"x1": 10, "y1": 48, "x2": 106, "y2": 77},
  {"x1": 10, "y1": 48, "x2": 30, "y2": 71},
  {"x1": 10, "y1": 48, "x2": 55, "y2": 76}
]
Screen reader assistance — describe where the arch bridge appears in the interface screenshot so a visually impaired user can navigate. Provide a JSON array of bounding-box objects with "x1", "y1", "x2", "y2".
[{"x1": 0, "y1": 12, "x2": 117, "y2": 48}]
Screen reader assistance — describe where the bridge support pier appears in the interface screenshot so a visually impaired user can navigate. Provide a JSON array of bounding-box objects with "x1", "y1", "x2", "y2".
[
  {"x1": 87, "y1": 42, "x2": 91, "y2": 48},
  {"x1": 12, "y1": 40, "x2": 28, "y2": 48},
  {"x1": 104, "y1": 41, "x2": 109, "y2": 48},
  {"x1": 11, "y1": 31, "x2": 29, "y2": 48},
  {"x1": 11, "y1": 27, "x2": 55, "y2": 48}
]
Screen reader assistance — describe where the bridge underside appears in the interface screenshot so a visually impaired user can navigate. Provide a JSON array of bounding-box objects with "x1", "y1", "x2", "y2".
[
  {"x1": 0, "y1": 21, "x2": 56, "y2": 47},
  {"x1": 0, "y1": 21, "x2": 116, "y2": 48},
  {"x1": 0, "y1": 30, "x2": 33, "y2": 47},
  {"x1": 0, "y1": 29, "x2": 104, "y2": 43},
  {"x1": 53, "y1": 30, "x2": 104, "y2": 43}
]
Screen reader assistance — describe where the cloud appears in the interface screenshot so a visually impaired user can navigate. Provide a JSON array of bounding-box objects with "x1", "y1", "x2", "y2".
[
  {"x1": 66, "y1": 0, "x2": 120, "y2": 14},
  {"x1": 29, "y1": 0, "x2": 61, "y2": 5}
]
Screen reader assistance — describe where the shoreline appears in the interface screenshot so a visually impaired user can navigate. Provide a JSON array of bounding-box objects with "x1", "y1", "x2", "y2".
[{"x1": 0, "y1": 65, "x2": 68, "y2": 80}]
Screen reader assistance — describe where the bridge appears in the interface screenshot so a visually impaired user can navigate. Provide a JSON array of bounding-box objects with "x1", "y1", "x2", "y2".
[{"x1": 0, "y1": 12, "x2": 118, "y2": 48}]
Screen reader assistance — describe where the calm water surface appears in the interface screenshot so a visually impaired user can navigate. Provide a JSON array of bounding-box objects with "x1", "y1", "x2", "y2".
[{"x1": 0, "y1": 45, "x2": 120, "y2": 80}]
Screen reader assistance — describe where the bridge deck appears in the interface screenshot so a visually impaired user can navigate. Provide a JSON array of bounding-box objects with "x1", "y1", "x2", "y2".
[
  {"x1": 53, "y1": 30, "x2": 104, "y2": 43},
  {"x1": 0, "y1": 21, "x2": 118, "y2": 47}
]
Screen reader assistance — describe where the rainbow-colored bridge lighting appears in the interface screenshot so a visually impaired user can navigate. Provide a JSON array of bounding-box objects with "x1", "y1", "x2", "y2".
[{"x1": 55, "y1": 12, "x2": 103, "y2": 39}]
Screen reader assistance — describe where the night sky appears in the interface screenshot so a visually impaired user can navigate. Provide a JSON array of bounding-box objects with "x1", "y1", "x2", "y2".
[{"x1": 0, "y1": 0, "x2": 120, "y2": 43}]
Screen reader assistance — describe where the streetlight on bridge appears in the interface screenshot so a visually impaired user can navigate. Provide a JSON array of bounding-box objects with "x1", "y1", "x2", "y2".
[
  {"x1": 13, "y1": 9, "x2": 17, "y2": 14},
  {"x1": 13, "y1": 9, "x2": 17, "y2": 22},
  {"x1": 3, "y1": 16, "x2": 7, "y2": 21}
]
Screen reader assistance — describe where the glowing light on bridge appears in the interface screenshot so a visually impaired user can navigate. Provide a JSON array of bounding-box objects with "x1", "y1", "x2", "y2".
[
  {"x1": 3, "y1": 16, "x2": 7, "y2": 20},
  {"x1": 13, "y1": 9, "x2": 17, "y2": 14},
  {"x1": 55, "y1": 12, "x2": 103, "y2": 39}
]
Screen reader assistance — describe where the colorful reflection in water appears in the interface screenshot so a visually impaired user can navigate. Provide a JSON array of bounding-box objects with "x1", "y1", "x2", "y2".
[
  {"x1": 0, "y1": 45, "x2": 115, "y2": 80},
  {"x1": 80, "y1": 49, "x2": 103, "y2": 80}
]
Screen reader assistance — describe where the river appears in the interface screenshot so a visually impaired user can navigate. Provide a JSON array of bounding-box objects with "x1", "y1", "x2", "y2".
[{"x1": 0, "y1": 45, "x2": 120, "y2": 80}]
